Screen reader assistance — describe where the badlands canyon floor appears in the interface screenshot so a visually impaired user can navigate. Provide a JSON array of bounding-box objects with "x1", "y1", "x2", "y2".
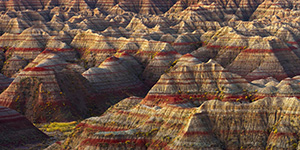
[{"x1": 1, "y1": 0, "x2": 300, "y2": 149}]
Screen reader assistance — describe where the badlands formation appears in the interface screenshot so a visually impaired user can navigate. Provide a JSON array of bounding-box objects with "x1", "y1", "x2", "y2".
[
  {"x1": 0, "y1": 0, "x2": 300, "y2": 149},
  {"x1": 0, "y1": 106, "x2": 47, "y2": 149}
]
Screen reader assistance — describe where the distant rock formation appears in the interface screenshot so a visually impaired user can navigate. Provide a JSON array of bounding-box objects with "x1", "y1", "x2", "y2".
[
  {"x1": 193, "y1": 26, "x2": 300, "y2": 81},
  {"x1": 0, "y1": 0, "x2": 300, "y2": 149}
]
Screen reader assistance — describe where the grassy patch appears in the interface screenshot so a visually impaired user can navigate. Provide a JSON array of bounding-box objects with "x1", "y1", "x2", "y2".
[
  {"x1": 20, "y1": 121, "x2": 81, "y2": 150},
  {"x1": 39, "y1": 121, "x2": 78, "y2": 135}
]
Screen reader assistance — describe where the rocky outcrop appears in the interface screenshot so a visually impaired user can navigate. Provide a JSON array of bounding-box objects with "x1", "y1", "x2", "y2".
[
  {"x1": 58, "y1": 49, "x2": 300, "y2": 149},
  {"x1": 142, "y1": 57, "x2": 257, "y2": 106},
  {"x1": 1, "y1": 1, "x2": 300, "y2": 149},
  {"x1": 0, "y1": 51, "x2": 95, "y2": 122},
  {"x1": 2, "y1": 55, "x2": 28, "y2": 77},
  {"x1": 192, "y1": 26, "x2": 300, "y2": 81},
  {"x1": 0, "y1": 106, "x2": 48, "y2": 149},
  {"x1": 82, "y1": 54, "x2": 149, "y2": 102},
  {"x1": 0, "y1": 73, "x2": 13, "y2": 92},
  {"x1": 60, "y1": 96, "x2": 300, "y2": 150},
  {"x1": 0, "y1": 0, "x2": 298, "y2": 84},
  {"x1": 142, "y1": 50, "x2": 181, "y2": 86}
]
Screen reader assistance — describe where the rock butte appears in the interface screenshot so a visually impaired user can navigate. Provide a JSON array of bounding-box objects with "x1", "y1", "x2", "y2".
[{"x1": 0, "y1": 0, "x2": 299, "y2": 149}]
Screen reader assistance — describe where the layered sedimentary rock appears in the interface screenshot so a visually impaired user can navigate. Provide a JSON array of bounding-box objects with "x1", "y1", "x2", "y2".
[
  {"x1": 82, "y1": 54, "x2": 148, "y2": 103},
  {"x1": 250, "y1": 0, "x2": 296, "y2": 20},
  {"x1": 59, "y1": 51, "x2": 300, "y2": 149},
  {"x1": 251, "y1": 75, "x2": 300, "y2": 99},
  {"x1": 0, "y1": 51, "x2": 95, "y2": 122},
  {"x1": 1, "y1": 0, "x2": 300, "y2": 149},
  {"x1": 193, "y1": 26, "x2": 300, "y2": 81},
  {"x1": 142, "y1": 50, "x2": 181, "y2": 86},
  {"x1": 2, "y1": 55, "x2": 28, "y2": 77},
  {"x1": 60, "y1": 96, "x2": 300, "y2": 150},
  {"x1": 0, "y1": 0, "x2": 298, "y2": 83},
  {"x1": 143, "y1": 56, "x2": 257, "y2": 106},
  {"x1": 0, "y1": 73, "x2": 13, "y2": 92},
  {"x1": 0, "y1": 106, "x2": 48, "y2": 149}
]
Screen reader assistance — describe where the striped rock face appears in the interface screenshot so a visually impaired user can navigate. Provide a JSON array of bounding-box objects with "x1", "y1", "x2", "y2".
[
  {"x1": 82, "y1": 54, "x2": 149, "y2": 103},
  {"x1": 142, "y1": 50, "x2": 181, "y2": 86},
  {"x1": 0, "y1": 0, "x2": 298, "y2": 82},
  {"x1": 142, "y1": 58, "x2": 257, "y2": 106},
  {"x1": 193, "y1": 26, "x2": 300, "y2": 81},
  {"x1": 0, "y1": 73, "x2": 13, "y2": 92},
  {"x1": 58, "y1": 52, "x2": 300, "y2": 149},
  {"x1": 0, "y1": 0, "x2": 298, "y2": 83},
  {"x1": 0, "y1": 106, "x2": 48, "y2": 149},
  {"x1": 59, "y1": 96, "x2": 300, "y2": 150},
  {"x1": 2, "y1": 55, "x2": 28, "y2": 77},
  {"x1": 1, "y1": 0, "x2": 300, "y2": 149},
  {"x1": 0, "y1": 51, "x2": 97, "y2": 122}
]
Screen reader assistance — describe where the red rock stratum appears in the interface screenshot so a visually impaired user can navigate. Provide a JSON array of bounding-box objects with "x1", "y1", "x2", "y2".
[{"x1": 0, "y1": 0, "x2": 300, "y2": 149}]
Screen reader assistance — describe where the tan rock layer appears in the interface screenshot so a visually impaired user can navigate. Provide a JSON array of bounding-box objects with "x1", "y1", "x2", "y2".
[{"x1": 60, "y1": 97, "x2": 300, "y2": 150}]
